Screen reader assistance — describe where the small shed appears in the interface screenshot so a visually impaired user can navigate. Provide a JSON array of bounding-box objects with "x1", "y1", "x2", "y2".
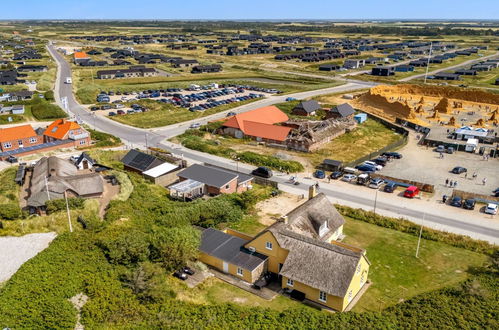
[
  {"x1": 321, "y1": 159, "x2": 343, "y2": 171},
  {"x1": 292, "y1": 100, "x2": 321, "y2": 116},
  {"x1": 354, "y1": 113, "x2": 367, "y2": 124}
]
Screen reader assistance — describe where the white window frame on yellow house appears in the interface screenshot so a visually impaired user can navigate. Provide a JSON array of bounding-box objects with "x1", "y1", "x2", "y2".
[
  {"x1": 237, "y1": 267, "x2": 244, "y2": 276},
  {"x1": 356, "y1": 263, "x2": 361, "y2": 274},
  {"x1": 265, "y1": 241, "x2": 273, "y2": 250},
  {"x1": 286, "y1": 278, "x2": 294, "y2": 287},
  {"x1": 348, "y1": 290, "x2": 353, "y2": 302},
  {"x1": 319, "y1": 291, "x2": 327, "y2": 303}
]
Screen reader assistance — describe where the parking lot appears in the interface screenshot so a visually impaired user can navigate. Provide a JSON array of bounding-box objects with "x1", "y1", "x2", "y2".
[
  {"x1": 87, "y1": 84, "x2": 277, "y2": 117},
  {"x1": 378, "y1": 135, "x2": 499, "y2": 196}
]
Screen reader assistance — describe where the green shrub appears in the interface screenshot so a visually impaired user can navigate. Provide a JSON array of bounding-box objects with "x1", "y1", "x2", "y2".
[
  {"x1": 44, "y1": 90, "x2": 55, "y2": 101},
  {"x1": 0, "y1": 204, "x2": 22, "y2": 220},
  {"x1": 31, "y1": 101, "x2": 67, "y2": 120},
  {"x1": 45, "y1": 197, "x2": 85, "y2": 214},
  {"x1": 88, "y1": 128, "x2": 122, "y2": 148},
  {"x1": 111, "y1": 171, "x2": 133, "y2": 201}
]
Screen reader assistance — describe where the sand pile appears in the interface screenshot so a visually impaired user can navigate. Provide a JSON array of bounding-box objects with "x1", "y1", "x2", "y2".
[{"x1": 434, "y1": 98, "x2": 452, "y2": 114}]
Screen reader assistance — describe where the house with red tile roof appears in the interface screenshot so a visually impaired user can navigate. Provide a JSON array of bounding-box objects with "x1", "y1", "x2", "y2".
[
  {"x1": 44, "y1": 119, "x2": 91, "y2": 147},
  {"x1": 221, "y1": 106, "x2": 292, "y2": 143},
  {"x1": 73, "y1": 51, "x2": 90, "y2": 64},
  {"x1": 0, "y1": 124, "x2": 43, "y2": 153}
]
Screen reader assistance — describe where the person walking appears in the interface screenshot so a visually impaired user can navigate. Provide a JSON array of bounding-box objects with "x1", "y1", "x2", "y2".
[
  {"x1": 464, "y1": 172, "x2": 468, "y2": 179},
  {"x1": 442, "y1": 195, "x2": 447, "y2": 204},
  {"x1": 473, "y1": 172, "x2": 477, "y2": 180},
  {"x1": 454, "y1": 181, "x2": 458, "y2": 188},
  {"x1": 483, "y1": 178, "x2": 487, "y2": 186},
  {"x1": 445, "y1": 178, "x2": 449, "y2": 186}
]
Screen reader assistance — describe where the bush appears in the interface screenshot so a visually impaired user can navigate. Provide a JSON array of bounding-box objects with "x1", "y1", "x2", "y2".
[
  {"x1": 44, "y1": 90, "x2": 55, "y2": 101},
  {"x1": 336, "y1": 205, "x2": 496, "y2": 255},
  {"x1": 111, "y1": 171, "x2": 133, "y2": 201},
  {"x1": 31, "y1": 100, "x2": 67, "y2": 120},
  {"x1": 0, "y1": 204, "x2": 22, "y2": 220},
  {"x1": 180, "y1": 135, "x2": 304, "y2": 172},
  {"x1": 45, "y1": 197, "x2": 85, "y2": 214},
  {"x1": 88, "y1": 128, "x2": 122, "y2": 148}
]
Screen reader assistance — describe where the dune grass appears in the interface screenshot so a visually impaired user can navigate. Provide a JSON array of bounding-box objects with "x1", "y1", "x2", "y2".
[{"x1": 343, "y1": 217, "x2": 488, "y2": 312}]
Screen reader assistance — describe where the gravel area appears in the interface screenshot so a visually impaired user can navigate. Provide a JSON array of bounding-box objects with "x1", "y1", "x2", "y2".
[{"x1": 0, "y1": 232, "x2": 57, "y2": 283}]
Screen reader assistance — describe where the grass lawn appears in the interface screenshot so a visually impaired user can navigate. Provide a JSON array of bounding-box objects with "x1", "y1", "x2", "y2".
[
  {"x1": 0, "y1": 167, "x2": 19, "y2": 206},
  {"x1": 274, "y1": 100, "x2": 329, "y2": 120},
  {"x1": 306, "y1": 118, "x2": 403, "y2": 164},
  {"x1": 170, "y1": 276, "x2": 310, "y2": 312},
  {"x1": 342, "y1": 217, "x2": 488, "y2": 312},
  {"x1": 110, "y1": 98, "x2": 261, "y2": 128}
]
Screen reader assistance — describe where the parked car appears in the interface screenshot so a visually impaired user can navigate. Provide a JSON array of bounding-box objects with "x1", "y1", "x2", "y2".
[
  {"x1": 435, "y1": 145, "x2": 446, "y2": 153},
  {"x1": 330, "y1": 171, "x2": 343, "y2": 180},
  {"x1": 363, "y1": 161, "x2": 383, "y2": 171},
  {"x1": 451, "y1": 166, "x2": 467, "y2": 174},
  {"x1": 384, "y1": 182, "x2": 397, "y2": 193},
  {"x1": 382, "y1": 152, "x2": 402, "y2": 159},
  {"x1": 90, "y1": 106, "x2": 99, "y2": 111},
  {"x1": 117, "y1": 110, "x2": 125, "y2": 115},
  {"x1": 173, "y1": 271, "x2": 188, "y2": 281},
  {"x1": 357, "y1": 173, "x2": 370, "y2": 185},
  {"x1": 313, "y1": 170, "x2": 325, "y2": 179},
  {"x1": 189, "y1": 123, "x2": 201, "y2": 129},
  {"x1": 342, "y1": 174, "x2": 357, "y2": 182},
  {"x1": 404, "y1": 186, "x2": 420, "y2": 198},
  {"x1": 226, "y1": 112, "x2": 236, "y2": 117},
  {"x1": 355, "y1": 164, "x2": 376, "y2": 173},
  {"x1": 447, "y1": 147, "x2": 454, "y2": 154},
  {"x1": 484, "y1": 203, "x2": 498, "y2": 215},
  {"x1": 372, "y1": 156, "x2": 388, "y2": 166},
  {"x1": 108, "y1": 111, "x2": 117, "y2": 116},
  {"x1": 450, "y1": 196, "x2": 463, "y2": 207},
  {"x1": 463, "y1": 199, "x2": 476, "y2": 210},
  {"x1": 252, "y1": 166, "x2": 273, "y2": 178},
  {"x1": 6, "y1": 155, "x2": 18, "y2": 163},
  {"x1": 368, "y1": 178, "x2": 384, "y2": 189},
  {"x1": 285, "y1": 97, "x2": 297, "y2": 101},
  {"x1": 182, "y1": 266, "x2": 195, "y2": 275}
]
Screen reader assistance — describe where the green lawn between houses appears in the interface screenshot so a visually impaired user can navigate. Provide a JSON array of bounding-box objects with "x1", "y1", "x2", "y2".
[{"x1": 342, "y1": 217, "x2": 487, "y2": 312}]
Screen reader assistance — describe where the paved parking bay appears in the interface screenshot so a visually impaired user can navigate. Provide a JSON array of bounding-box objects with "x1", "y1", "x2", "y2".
[{"x1": 378, "y1": 135, "x2": 499, "y2": 196}]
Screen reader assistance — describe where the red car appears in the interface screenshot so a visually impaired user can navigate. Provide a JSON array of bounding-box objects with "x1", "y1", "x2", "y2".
[
  {"x1": 117, "y1": 110, "x2": 125, "y2": 115},
  {"x1": 404, "y1": 186, "x2": 420, "y2": 198}
]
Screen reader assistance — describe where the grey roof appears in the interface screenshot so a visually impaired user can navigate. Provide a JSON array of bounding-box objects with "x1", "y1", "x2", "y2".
[
  {"x1": 283, "y1": 193, "x2": 345, "y2": 241},
  {"x1": 27, "y1": 156, "x2": 103, "y2": 207},
  {"x1": 331, "y1": 103, "x2": 355, "y2": 118},
  {"x1": 293, "y1": 100, "x2": 321, "y2": 113},
  {"x1": 203, "y1": 165, "x2": 253, "y2": 185},
  {"x1": 75, "y1": 152, "x2": 95, "y2": 167},
  {"x1": 200, "y1": 228, "x2": 267, "y2": 271},
  {"x1": 178, "y1": 164, "x2": 238, "y2": 188},
  {"x1": 121, "y1": 149, "x2": 164, "y2": 172}
]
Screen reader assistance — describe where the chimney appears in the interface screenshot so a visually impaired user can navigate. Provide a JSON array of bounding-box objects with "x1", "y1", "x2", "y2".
[
  {"x1": 309, "y1": 184, "x2": 317, "y2": 200},
  {"x1": 280, "y1": 215, "x2": 288, "y2": 224}
]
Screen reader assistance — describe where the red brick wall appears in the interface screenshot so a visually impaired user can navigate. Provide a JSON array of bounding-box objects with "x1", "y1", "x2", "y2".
[
  {"x1": 0, "y1": 139, "x2": 87, "y2": 160},
  {"x1": 0, "y1": 136, "x2": 43, "y2": 152}
]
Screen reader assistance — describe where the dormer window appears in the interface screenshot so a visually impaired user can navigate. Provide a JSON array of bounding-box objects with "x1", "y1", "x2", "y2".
[{"x1": 319, "y1": 222, "x2": 329, "y2": 237}]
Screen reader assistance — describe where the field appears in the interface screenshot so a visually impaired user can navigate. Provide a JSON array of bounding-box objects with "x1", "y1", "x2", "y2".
[
  {"x1": 342, "y1": 218, "x2": 487, "y2": 311},
  {"x1": 110, "y1": 98, "x2": 260, "y2": 128}
]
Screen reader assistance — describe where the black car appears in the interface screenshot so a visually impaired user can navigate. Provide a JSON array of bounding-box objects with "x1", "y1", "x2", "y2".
[
  {"x1": 493, "y1": 188, "x2": 499, "y2": 194},
  {"x1": 451, "y1": 166, "x2": 467, "y2": 174},
  {"x1": 384, "y1": 182, "x2": 397, "y2": 193},
  {"x1": 182, "y1": 266, "x2": 195, "y2": 275},
  {"x1": 252, "y1": 166, "x2": 273, "y2": 178},
  {"x1": 6, "y1": 155, "x2": 18, "y2": 163},
  {"x1": 382, "y1": 152, "x2": 402, "y2": 159},
  {"x1": 173, "y1": 271, "x2": 188, "y2": 280},
  {"x1": 330, "y1": 171, "x2": 343, "y2": 179},
  {"x1": 463, "y1": 199, "x2": 476, "y2": 210},
  {"x1": 372, "y1": 156, "x2": 388, "y2": 166},
  {"x1": 450, "y1": 196, "x2": 463, "y2": 207}
]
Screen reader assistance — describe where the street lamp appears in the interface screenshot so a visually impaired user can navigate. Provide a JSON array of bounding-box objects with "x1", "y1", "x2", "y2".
[{"x1": 373, "y1": 187, "x2": 379, "y2": 214}]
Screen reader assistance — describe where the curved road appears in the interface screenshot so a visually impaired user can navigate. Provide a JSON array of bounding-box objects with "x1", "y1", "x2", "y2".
[{"x1": 47, "y1": 43, "x2": 499, "y2": 244}]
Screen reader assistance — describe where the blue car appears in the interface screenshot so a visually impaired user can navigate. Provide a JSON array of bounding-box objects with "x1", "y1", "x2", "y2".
[
  {"x1": 355, "y1": 165, "x2": 376, "y2": 173},
  {"x1": 286, "y1": 97, "x2": 297, "y2": 101},
  {"x1": 313, "y1": 170, "x2": 325, "y2": 179}
]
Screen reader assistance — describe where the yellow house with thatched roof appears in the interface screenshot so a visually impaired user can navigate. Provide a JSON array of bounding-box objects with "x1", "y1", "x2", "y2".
[{"x1": 198, "y1": 193, "x2": 370, "y2": 311}]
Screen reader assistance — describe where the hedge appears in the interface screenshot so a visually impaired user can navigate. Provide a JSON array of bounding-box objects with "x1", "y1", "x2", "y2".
[
  {"x1": 335, "y1": 204, "x2": 497, "y2": 256},
  {"x1": 31, "y1": 101, "x2": 67, "y2": 120},
  {"x1": 45, "y1": 197, "x2": 85, "y2": 214},
  {"x1": 181, "y1": 135, "x2": 304, "y2": 172}
]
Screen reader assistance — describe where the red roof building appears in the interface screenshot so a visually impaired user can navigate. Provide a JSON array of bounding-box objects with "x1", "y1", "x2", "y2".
[
  {"x1": 44, "y1": 119, "x2": 90, "y2": 147},
  {"x1": 0, "y1": 124, "x2": 42, "y2": 153},
  {"x1": 222, "y1": 106, "x2": 292, "y2": 142}
]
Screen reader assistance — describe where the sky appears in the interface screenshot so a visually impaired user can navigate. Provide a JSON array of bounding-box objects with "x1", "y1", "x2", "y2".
[{"x1": 0, "y1": 0, "x2": 498, "y2": 20}]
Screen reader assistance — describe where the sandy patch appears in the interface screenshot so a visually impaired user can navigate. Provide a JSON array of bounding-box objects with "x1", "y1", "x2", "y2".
[
  {"x1": 256, "y1": 192, "x2": 306, "y2": 226},
  {"x1": 0, "y1": 232, "x2": 57, "y2": 283}
]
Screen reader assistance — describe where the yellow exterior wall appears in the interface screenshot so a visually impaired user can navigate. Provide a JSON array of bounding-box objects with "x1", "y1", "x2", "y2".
[
  {"x1": 341, "y1": 254, "x2": 370, "y2": 311},
  {"x1": 199, "y1": 252, "x2": 261, "y2": 283},
  {"x1": 281, "y1": 276, "x2": 345, "y2": 311},
  {"x1": 245, "y1": 231, "x2": 288, "y2": 274},
  {"x1": 325, "y1": 225, "x2": 344, "y2": 243}
]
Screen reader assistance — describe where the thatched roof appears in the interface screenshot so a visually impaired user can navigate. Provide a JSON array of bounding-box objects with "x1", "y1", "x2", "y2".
[
  {"x1": 28, "y1": 156, "x2": 103, "y2": 207},
  {"x1": 283, "y1": 193, "x2": 345, "y2": 241},
  {"x1": 268, "y1": 226, "x2": 367, "y2": 297},
  {"x1": 286, "y1": 117, "x2": 356, "y2": 145}
]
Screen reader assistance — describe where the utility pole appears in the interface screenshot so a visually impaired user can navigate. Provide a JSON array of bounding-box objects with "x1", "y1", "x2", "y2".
[
  {"x1": 373, "y1": 187, "x2": 379, "y2": 214},
  {"x1": 44, "y1": 175, "x2": 51, "y2": 201},
  {"x1": 423, "y1": 41, "x2": 433, "y2": 84},
  {"x1": 64, "y1": 190, "x2": 73, "y2": 233},
  {"x1": 415, "y1": 212, "x2": 425, "y2": 258},
  {"x1": 145, "y1": 133, "x2": 148, "y2": 148}
]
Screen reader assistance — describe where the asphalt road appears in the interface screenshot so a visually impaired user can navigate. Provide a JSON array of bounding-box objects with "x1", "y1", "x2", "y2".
[{"x1": 47, "y1": 42, "x2": 499, "y2": 244}]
